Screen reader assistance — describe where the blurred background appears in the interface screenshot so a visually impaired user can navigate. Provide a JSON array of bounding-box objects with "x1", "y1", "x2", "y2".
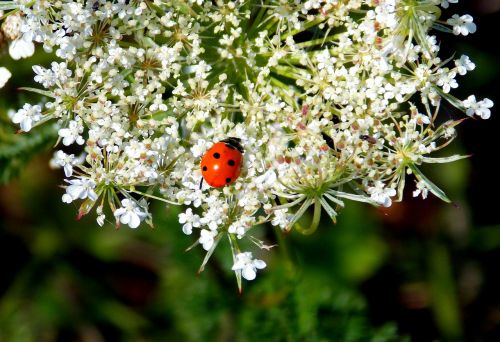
[{"x1": 1, "y1": 2, "x2": 499, "y2": 341}]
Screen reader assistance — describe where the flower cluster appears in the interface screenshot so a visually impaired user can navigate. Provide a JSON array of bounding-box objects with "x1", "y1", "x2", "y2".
[
  {"x1": 2, "y1": 0, "x2": 493, "y2": 287},
  {"x1": 0, "y1": 6, "x2": 36, "y2": 89}
]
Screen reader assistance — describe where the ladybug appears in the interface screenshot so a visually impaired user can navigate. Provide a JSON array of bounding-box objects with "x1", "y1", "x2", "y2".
[{"x1": 200, "y1": 137, "x2": 244, "y2": 188}]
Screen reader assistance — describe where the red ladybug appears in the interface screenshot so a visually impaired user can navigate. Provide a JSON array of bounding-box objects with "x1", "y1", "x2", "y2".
[{"x1": 200, "y1": 137, "x2": 244, "y2": 188}]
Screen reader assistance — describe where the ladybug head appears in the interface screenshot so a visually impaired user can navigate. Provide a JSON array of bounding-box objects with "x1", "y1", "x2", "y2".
[{"x1": 221, "y1": 137, "x2": 244, "y2": 153}]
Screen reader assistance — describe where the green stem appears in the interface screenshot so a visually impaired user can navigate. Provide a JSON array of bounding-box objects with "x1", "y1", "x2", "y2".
[
  {"x1": 281, "y1": 17, "x2": 325, "y2": 41},
  {"x1": 295, "y1": 34, "x2": 340, "y2": 49},
  {"x1": 128, "y1": 189, "x2": 180, "y2": 205},
  {"x1": 273, "y1": 226, "x2": 295, "y2": 277},
  {"x1": 295, "y1": 198, "x2": 321, "y2": 235}
]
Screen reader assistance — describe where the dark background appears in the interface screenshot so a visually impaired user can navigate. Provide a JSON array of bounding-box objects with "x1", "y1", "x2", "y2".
[{"x1": 1, "y1": 2, "x2": 499, "y2": 341}]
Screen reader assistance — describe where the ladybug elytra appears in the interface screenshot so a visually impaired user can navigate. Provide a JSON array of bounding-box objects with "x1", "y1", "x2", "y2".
[{"x1": 200, "y1": 137, "x2": 244, "y2": 188}]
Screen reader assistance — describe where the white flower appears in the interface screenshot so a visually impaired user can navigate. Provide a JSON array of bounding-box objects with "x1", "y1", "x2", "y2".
[
  {"x1": 463, "y1": 95, "x2": 494, "y2": 119},
  {"x1": 114, "y1": 199, "x2": 148, "y2": 229},
  {"x1": 33, "y1": 63, "x2": 71, "y2": 88},
  {"x1": 9, "y1": 36, "x2": 35, "y2": 60},
  {"x1": 5, "y1": 0, "x2": 493, "y2": 284},
  {"x1": 58, "y1": 120, "x2": 85, "y2": 146},
  {"x1": 178, "y1": 208, "x2": 201, "y2": 235},
  {"x1": 96, "y1": 206, "x2": 106, "y2": 227},
  {"x1": 52, "y1": 150, "x2": 77, "y2": 177},
  {"x1": 199, "y1": 229, "x2": 216, "y2": 251},
  {"x1": 254, "y1": 169, "x2": 277, "y2": 190},
  {"x1": 455, "y1": 55, "x2": 475, "y2": 76},
  {"x1": 271, "y1": 209, "x2": 289, "y2": 230},
  {"x1": 33, "y1": 65, "x2": 53, "y2": 88},
  {"x1": 11, "y1": 104, "x2": 42, "y2": 132},
  {"x1": 436, "y1": 70, "x2": 458, "y2": 93},
  {"x1": 63, "y1": 178, "x2": 97, "y2": 203},
  {"x1": 413, "y1": 181, "x2": 429, "y2": 199},
  {"x1": 448, "y1": 14, "x2": 476, "y2": 36},
  {"x1": 367, "y1": 181, "x2": 396, "y2": 207},
  {"x1": 96, "y1": 214, "x2": 106, "y2": 226},
  {"x1": 190, "y1": 139, "x2": 209, "y2": 158},
  {"x1": 124, "y1": 140, "x2": 147, "y2": 159},
  {"x1": 231, "y1": 252, "x2": 266, "y2": 281},
  {"x1": 0, "y1": 67, "x2": 12, "y2": 88},
  {"x1": 440, "y1": 0, "x2": 458, "y2": 9}
]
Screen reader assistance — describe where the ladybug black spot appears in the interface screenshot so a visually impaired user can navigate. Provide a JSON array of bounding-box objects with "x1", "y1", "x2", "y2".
[
  {"x1": 226, "y1": 178, "x2": 231, "y2": 183},
  {"x1": 321, "y1": 132, "x2": 335, "y2": 149},
  {"x1": 202, "y1": 166, "x2": 208, "y2": 171},
  {"x1": 228, "y1": 159, "x2": 235, "y2": 166},
  {"x1": 213, "y1": 152, "x2": 220, "y2": 159}
]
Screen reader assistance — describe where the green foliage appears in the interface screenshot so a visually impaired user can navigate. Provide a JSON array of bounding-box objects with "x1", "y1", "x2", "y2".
[
  {"x1": 0, "y1": 182, "x2": 407, "y2": 341},
  {"x1": 0, "y1": 110, "x2": 56, "y2": 184}
]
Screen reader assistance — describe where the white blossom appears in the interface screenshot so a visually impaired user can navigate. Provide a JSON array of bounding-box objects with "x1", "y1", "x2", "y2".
[
  {"x1": 114, "y1": 199, "x2": 148, "y2": 229},
  {"x1": 199, "y1": 229, "x2": 216, "y2": 251},
  {"x1": 463, "y1": 96, "x2": 494, "y2": 119},
  {"x1": 448, "y1": 14, "x2": 477, "y2": 36},
  {"x1": 455, "y1": 55, "x2": 475, "y2": 76},
  {"x1": 11, "y1": 104, "x2": 42, "y2": 132},
  {"x1": 178, "y1": 208, "x2": 201, "y2": 235},
  {"x1": 96, "y1": 206, "x2": 105, "y2": 227},
  {"x1": 63, "y1": 178, "x2": 97, "y2": 203},
  {"x1": 52, "y1": 150, "x2": 77, "y2": 177},
  {"x1": 413, "y1": 181, "x2": 429, "y2": 199},
  {"x1": 367, "y1": 182, "x2": 396, "y2": 208},
  {"x1": 232, "y1": 252, "x2": 266, "y2": 281},
  {"x1": 271, "y1": 209, "x2": 289, "y2": 230},
  {"x1": 9, "y1": 35, "x2": 35, "y2": 60},
  {"x1": 58, "y1": 120, "x2": 85, "y2": 146},
  {"x1": 437, "y1": 70, "x2": 458, "y2": 93},
  {"x1": 5, "y1": 0, "x2": 492, "y2": 285},
  {"x1": 440, "y1": 0, "x2": 458, "y2": 9}
]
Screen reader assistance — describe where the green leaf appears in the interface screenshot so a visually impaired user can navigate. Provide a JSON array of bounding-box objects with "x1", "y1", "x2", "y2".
[
  {"x1": 330, "y1": 190, "x2": 377, "y2": 205},
  {"x1": 408, "y1": 164, "x2": 451, "y2": 203},
  {"x1": 228, "y1": 234, "x2": 242, "y2": 293},
  {"x1": 0, "y1": 124, "x2": 57, "y2": 184},
  {"x1": 198, "y1": 232, "x2": 223, "y2": 273},
  {"x1": 422, "y1": 154, "x2": 471, "y2": 164},
  {"x1": 432, "y1": 23, "x2": 453, "y2": 34},
  {"x1": 319, "y1": 197, "x2": 337, "y2": 221},
  {"x1": 18, "y1": 87, "x2": 55, "y2": 99}
]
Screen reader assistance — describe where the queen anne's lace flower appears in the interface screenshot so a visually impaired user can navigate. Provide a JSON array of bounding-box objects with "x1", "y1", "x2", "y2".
[
  {"x1": 2, "y1": 0, "x2": 493, "y2": 286},
  {"x1": 114, "y1": 199, "x2": 149, "y2": 229},
  {"x1": 52, "y1": 150, "x2": 78, "y2": 177},
  {"x1": 448, "y1": 14, "x2": 477, "y2": 36},
  {"x1": 179, "y1": 208, "x2": 201, "y2": 235},
  {"x1": 232, "y1": 252, "x2": 266, "y2": 281},
  {"x1": 58, "y1": 120, "x2": 85, "y2": 146},
  {"x1": 368, "y1": 182, "x2": 397, "y2": 208},
  {"x1": 199, "y1": 229, "x2": 217, "y2": 251},
  {"x1": 463, "y1": 96, "x2": 494, "y2": 120},
  {"x1": 455, "y1": 55, "x2": 475, "y2": 76},
  {"x1": 413, "y1": 181, "x2": 429, "y2": 199},
  {"x1": 62, "y1": 178, "x2": 97, "y2": 203},
  {"x1": 9, "y1": 35, "x2": 35, "y2": 60},
  {"x1": 11, "y1": 104, "x2": 41, "y2": 132}
]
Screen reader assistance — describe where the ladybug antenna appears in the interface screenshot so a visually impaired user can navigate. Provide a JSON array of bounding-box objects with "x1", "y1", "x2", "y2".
[
  {"x1": 199, "y1": 177, "x2": 203, "y2": 190},
  {"x1": 221, "y1": 137, "x2": 244, "y2": 153}
]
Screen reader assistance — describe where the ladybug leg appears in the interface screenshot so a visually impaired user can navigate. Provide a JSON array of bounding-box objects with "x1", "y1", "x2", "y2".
[{"x1": 199, "y1": 177, "x2": 204, "y2": 190}]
